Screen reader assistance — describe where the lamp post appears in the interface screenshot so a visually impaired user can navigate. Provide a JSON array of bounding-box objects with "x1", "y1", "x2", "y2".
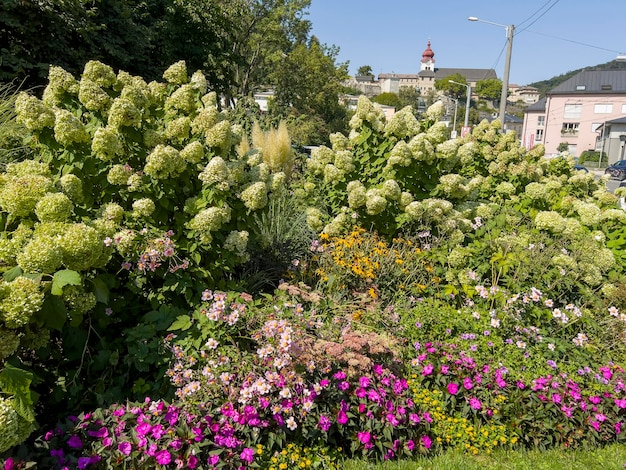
[
  {"x1": 469, "y1": 16, "x2": 514, "y2": 132},
  {"x1": 448, "y1": 79, "x2": 471, "y2": 129}
]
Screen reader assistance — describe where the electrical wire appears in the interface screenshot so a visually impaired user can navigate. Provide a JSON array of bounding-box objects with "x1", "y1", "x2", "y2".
[
  {"x1": 516, "y1": 0, "x2": 561, "y2": 33},
  {"x1": 523, "y1": 29, "x2": 622, "y2": 54}
]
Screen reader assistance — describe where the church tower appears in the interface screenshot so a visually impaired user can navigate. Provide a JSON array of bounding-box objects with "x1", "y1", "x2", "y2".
[{"x1": 420, "y1": 40, "x2": 435, "y2": 72}]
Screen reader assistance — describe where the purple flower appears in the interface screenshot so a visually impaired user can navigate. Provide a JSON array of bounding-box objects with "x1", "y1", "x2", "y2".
[
  {"x1": 87, "y1": 427, "x2": 108, "y2": 438},
  {"x1": 4, "y1": 458, "x2": 15, "y2": 470},
  {"x1": 357, "y1": 431, "x2": 371, "y2": 444},
  {"x1": 615, "y1": 399, "x2": 626, "y2": 409},
  {"x1": 422, "y1": 364, "x2": 434, "y2": 376},
  {"x1": 208, "y1": 454, "x2": 220, "y2": 465},
  {"x1": 447, "y1": 383, "x2": 459, "y2": 395},
  {"x1": 469, "y1": 397, "x2": 482, "y2": 410},
  {"x1": 240, "y1": 448, "x2": 255, "y2": 464},
  {"x1": 333, "y1": 371, "x2": 347, "y2": 380},
  {"x1": 359, "y1": 376, "x2": 371, "y2": 388},
  {"x1": 421, "y1": 435, "x2": 432, "y2": 449},
  {"x1": 406, "y1": 439, "x2": 415, "y2": 451},
  {"x1": 463, "y1": 377, "x2": 473, "y2": 390},
  {"x1": 155, "y1": 450, "x2": 171, "y2": 465},
  {"x1": 118, "y1": 441, "x2": 132, "y2": 455},
  {"x1": 337, "y1": 410, "x2": 348, "y2": 425},
  {"x1": 318, "y1": 415, "x2": 331, "y2": 432},
  {"x1": 67, "y1": 435, "x2": 83, "y2": 449}
]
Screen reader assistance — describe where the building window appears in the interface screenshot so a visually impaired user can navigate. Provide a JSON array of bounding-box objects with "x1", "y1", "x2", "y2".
[
  {"x1": 591, "y1": 123, "x2": 603, "y2": 132},
  {"x1": 622, "y1": 104, "x2": 626, "y2": 114},
  {"x1": 561, "y1": 122, "x2": 579, "y2": 135},
  {"x1": 594, "y1": 103, "x2": 613, "y2": 113},
  {"x1": 564, "y1": 104, "x2": 582, "y2": 118},
  {"x1": 537, "y1": 116, "x2": 545, "y2": 127},
  {"x1": 535, "y1": 129, "x2": 544, "y2": 142}
]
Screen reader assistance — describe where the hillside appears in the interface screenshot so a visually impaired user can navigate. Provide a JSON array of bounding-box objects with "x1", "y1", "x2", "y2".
[{"x1": 529, "y1": 59, "x2": 626, "y2": 96}]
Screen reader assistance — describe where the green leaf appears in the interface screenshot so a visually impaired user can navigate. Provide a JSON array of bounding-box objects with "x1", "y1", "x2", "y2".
[
  {"x1": 90, "y1": 276, "x2": 110, "y2": 304},
  {"x1": 167, "y1": 315, "x2": 193, "y2": 331},
  {"x1": 3, "y1": 265, "x2": 23, "y2": 282},
  {"x1": 51, "y1": 269, "x2": 81, "y2": 295},
  {"x1": 36, "y1": 295, "x2": 68, "y2": 331},
  {"x1": 0, "y1": 364, "x2": 35, "y2": 421}
]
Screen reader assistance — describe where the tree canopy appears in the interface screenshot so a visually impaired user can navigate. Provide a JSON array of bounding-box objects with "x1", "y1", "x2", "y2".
[
  {"x1": 357, "y1": 65, "x2": 373, "y2": 76},
  {"x1": 475, "y1": 78, "x2": 503, "y2": 101},
  {"x1": 434, "y1": 73, "x2": 468, "y2": 98}
]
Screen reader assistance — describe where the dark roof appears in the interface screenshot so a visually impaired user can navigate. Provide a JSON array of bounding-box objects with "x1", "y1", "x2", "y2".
[
  {"x1": 378, "y1": 68, "x2": 496, "y2": 82},
  {"x1": 606, "y1": 117, "x2": 626, "y2": 125},
  {"x1": 549, "y1": 70, "x2": 626, "y2": 95},
  {"x1": 524, "y1": 97, "x2": 546, "y2": 113},
  {"x1": 435, "y1": 67, "x2": 498, "y2": 82},
  {"x1": 486, "y1": 113, "x2": 523, "y2": 124}
]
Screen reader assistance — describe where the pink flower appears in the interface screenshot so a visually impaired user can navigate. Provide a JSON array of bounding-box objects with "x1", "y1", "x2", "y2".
[
  {"x1": 333, "y1": 371, "x2": 347, "y2": 380},
  {"x1": 422, "y1": 364, "x2": 434, "y2": 376},
  {"x1": 318, "y1": 415, "x2": 331, "y2": 431},
  {"x1": 406, "y1": 439, "x2": 415, "y2": 451},
  {"x1": 187, "y1": 455, "x2": 199, "y2": 469},
  {"x1": 447, "y1": 383, "x2": 459, "y2": 395},
  {"x1": 135, "y1": 422, "x2": 152, "y2": 436},
  {"x1": 208, "y1": 455, "x2": 220, "y2": 465},
  {"x1": 337, "y1": 410, "x2": 348, "y2": 425},
  {"x1": 357, "y1": 431, "x2": 371, "y2": 444},
  {"x1": 240, "y1": 448, "x2": 255, "y2": 464},
  {"x1": 373, "y1": 364, "x2": 384, "y2": 375},
  {"x1": 615, "y1": 399, "x2": 626, "y2": 409},
  {"x1": 359, "y1": 376, "x2": 371, "y2": 388},
  {"x1": 421, "y1": 435, "x2": 432, "y2": 449},
  {"x1": 118, "y1": 441, "x2": 132, "y2": 455},
  {"x1": 440, "y1": 364, "x2": 450, "y2": 374},
  {"x1": 589, "y1": 395, "x2": 602, "y2": 404},
  {"x1": 590, "y1": 420, "x2": 601, "y2": 431},
  {"x1": 102, "y1": 437, "x2": 112, "y2": 447},
  {"x1": 469, "y1": 397, "x2": 482, "y2": 410},
  {"x1": 155, "y1": 450, "x2": 171, "y2": 465}
]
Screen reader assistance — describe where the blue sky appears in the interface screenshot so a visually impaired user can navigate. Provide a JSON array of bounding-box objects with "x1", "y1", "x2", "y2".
[{"x1": 306, "y1": 0, "x2": 626, "y2": 86}]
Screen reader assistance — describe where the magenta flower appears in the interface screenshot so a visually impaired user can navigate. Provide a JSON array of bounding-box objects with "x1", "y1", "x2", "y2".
[
  {"x1": 422, "y1": 364, "x2": 434, "y2": 376},
  {"x1": 208, "y1": 454, "x2": 220, "y2": 465},
  {"x1": 469, "y1": 397, "x2": 482, "y2": 410},
  {"x1": 463, "y1": 377, "x2": 473, "y2": 390},
  {"x1": 102, "y1": 437, "x2": 112, "y2": 447},
  {"x1": 357, "y1": 431, "x2": 371, "y2": 444},
  {"x1": 421, "y1": 435, "x2": 432, "y2": 449},
  {"x1": 355, "y1": 387, "x2": 367, "y2": 398},
  {"x1": 135, "y1": 422, "x2": 152, "y2": 436},
  {"x1": 155, "y1": 450, "x2": 171, "y2": 465},
  {"x1": 240, "y1": 447, "x2": 255, "y2": 464},
  {"x1": 373, "y1": 364, "x2": 384, "y2": 375},
  {"x1": 615, "y1": 399, "x2": 626, "y2": 408},
  {"x1": 359, "y1": 376, "x2": 371, "y2": 388},
  {"x1": 118, "y1": 441, "x2": 132, "y2": 455},
  {"x1": 406, "y1": 439, "x2": 415, "y2": 451},
  {"x1": 589, "y1": 395, "x2": 602, "y2": 404},
  {"x1": 447, "y1": 382, "x2": 459, "y2": 395},
  {"x1": 318, "y1": 415, "x2": 331, "y2": 431},
  {"x1": 187, "y1": 455, "x2": 199, "y2": 469},
  {"x1": 67, "y1": 435, "x2": 83, "y2": 449},
  {"x1": 333, "y1": 371, "x2": 347, "y2": 380},
  {"x1": 440, "y1": 364, "x2": 450, "y2": 374},
  {"x1": 409, "y1": 413, "x2": 420, "y2": 424},
  {"x1": 337, "y1": 410, "x2": 348, "y2": 425}
]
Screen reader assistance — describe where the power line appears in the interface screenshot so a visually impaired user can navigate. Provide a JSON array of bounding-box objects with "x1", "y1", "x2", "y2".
[
  {"x1": 516, "y1": 0, "x2": 560, "y2": 30},
  {"x1": 524, "y1": 29, "x2": 622, "y2": 54},
  {"x1": 516, "y1": 0, "x2": 561, "y2": 34}
]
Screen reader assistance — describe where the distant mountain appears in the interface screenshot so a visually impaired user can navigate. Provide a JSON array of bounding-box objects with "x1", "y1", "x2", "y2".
[{"x1": 528, "y1": 59, "x2": 626, "y2": 96}]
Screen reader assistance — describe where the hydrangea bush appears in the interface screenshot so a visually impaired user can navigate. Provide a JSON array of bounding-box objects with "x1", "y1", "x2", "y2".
[{"x1": 0, "y1": 60, "x2": 298, "y2": 445}]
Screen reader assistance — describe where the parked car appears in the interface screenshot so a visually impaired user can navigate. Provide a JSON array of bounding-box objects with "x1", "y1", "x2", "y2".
[
  {"x1": 605, "y1": 160, "x2": 626, "y2": 180},
  {"x1": 573, "y1": 164, "x2": 589, "y2": 172}
]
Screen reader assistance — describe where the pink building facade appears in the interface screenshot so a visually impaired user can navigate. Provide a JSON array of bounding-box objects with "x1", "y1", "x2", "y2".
[{"x1": 522, "y1": 70, "x2": 626, "y2": 161}]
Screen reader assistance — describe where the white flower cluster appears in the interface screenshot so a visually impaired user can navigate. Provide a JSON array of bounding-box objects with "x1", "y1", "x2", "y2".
[
  {"x1": 423, "y1": 101, "x2": 445, "y2": 122},
  {"x1": 108, "y1": 97, "x2": 141, "y2": 129},
  {"x1": 305, "y1": 207, "x2": 325, "y2": 232},
  {"x1": 192, "y1": 106, "x2": 220, "y2": 135},
  {"x1": 78, "y1": 78, "x2": 111, "y2": 112},
  {"x1": 349, "y1": 95, "x2": 385, "y2": 131},
  {"x1": 205, "y1": 120, "x2": 233, "y2": 151},
  {"x1": 534, "y1": 211, "x2": 566, "y2": 234},
  {"x1": 240, "y1": 182, "x2": 268, "y2": 210},
  {"x1": 190, "y1": 206, "x2": 231, "y2": 233},
  {"x1": 54, "y1": 108, "x2": 90, "y2": 146},
  {"x1": 0, "y1": 397, "x2": 19, "y2": 452},
  {"x1": 0, "y1": 276, "x2": 45, "y2": 328},
  {"x1": 163, "y1": 60, "x2": 189, "y2": 85},
  {"x1": 43, "y1": 66, "x2": 79, "y2": 106},
  {"x1": 59, "y1": 223, "x2": 106, "y2": 270},
  {"x1": 144, "y1": 145, "x2": 186, "y2": 179},
  {"x1": 329, "y1": 132, "x2": 349, "y2": 151},
  {"x1": 0, "y1": 168, "x2": 54, "y2": 217},
  {"x1": 323, "y1": 209, "x2": 351, "y2": 236},
  {"x1": 165, "y1": 84, "x2": 196, "y2": 115},
  {"x1": 436, "y1": 174, "x2": 468, "y2": 199},
  {"x1": 35, "y1": 192, "x2": 73, "y2": 222},
  {"x1": 107, "y1": 164, "x2": 133, "y2": 185},
  {"x1": 15, "y1": 93, "x2": 55, "y2": 131},
  {"x1": 199, "y1": 156, "x2": 231, "y2": 190},
  {"x1": 365, "y1": 188, "x2": 386, "y2": 215},
  {"x1": 572, "y1": 200, "x2": 601, "y2": 226},
  {"x1": 164, "y1": 116, "x2": 191, "y2": 143},
  {"x1": 224, "y1": 230, "x2": 249, "y2": 261},
  {"x1": 92, "y1": 127, "x2": 123, "y2": 161},
  {"x1": 384, "y1": 106, "x2": 420, "y2": 139},
  {"x1": 82, "y1": 60, "x2": 117, "y2": 87},
  {"x1": 132, "y1": 198, "x2": 156, "y2": 218}
]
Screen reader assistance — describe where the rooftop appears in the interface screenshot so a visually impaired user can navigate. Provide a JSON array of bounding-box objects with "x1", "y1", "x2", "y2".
[{"x1": 550, "y1": 70, "x2": 626, "y2": 94}]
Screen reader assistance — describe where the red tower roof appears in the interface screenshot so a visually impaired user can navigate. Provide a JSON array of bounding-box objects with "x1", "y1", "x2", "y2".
[{"x1": 421, "y1": 41, "x2": 435, "y2": 62}]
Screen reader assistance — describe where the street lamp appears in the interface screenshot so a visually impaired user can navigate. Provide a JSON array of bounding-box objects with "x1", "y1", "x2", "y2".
[
  {"x1": 469, "y1": 16, "x2": 514, "y2": 132},
  {"x1": 448, "y1": 79, "x2": 471, "y2": 129}
]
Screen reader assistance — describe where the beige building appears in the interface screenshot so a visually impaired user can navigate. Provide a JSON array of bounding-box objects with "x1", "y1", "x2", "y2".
[{"x1": 378, "y1": 41, "x2": 497, "y2": 95}]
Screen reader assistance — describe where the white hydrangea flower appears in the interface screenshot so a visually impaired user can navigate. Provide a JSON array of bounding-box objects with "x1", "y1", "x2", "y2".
[
  {"x1": 132, "y1": 198, "x2": 156, "y2": 218},
  {"x1": 180, "y1": 141, "x2": 204, "y2": 164},
  {"x1": 347, "y1": 181, "x2": 366, "y2": 208},
  {"x1": 54, "y1": 109, "x2": 90, "y2": 146},
  {"x1": 35, "y1": 192, "x2": 73, "y2": 222},
  {"x1": 329, "y1": 132, "x2": 349, "y2": 151},
  {"x1": 0, "y1": 277, "x2": 45, "y2": 328},
  {"x1": 224, "y1": 230, "x2": 249, "y2": 261},
  {"x1": 144, "y1": 145, "x2": 186, "y2": 179},
  {"x1": 164, "y1": 116, "x2": 191, "y2": 142},
  {"x1": 78, "y1": 79, "x2": 111, "y2": 112},
  {"x1": 107, "y1": 164, "x2": 133, "y2": 185},
  {"x1": 163, "y1": 60, "x2": 188, "y2": 85},
  {"x1": 205, "y1": 120, "x2": 232, "y2": 150},
  {"x1": 189, "y1": 206, "x2": 231, "y2": 232},
  {"x1": 534, "y1": 211, "x2": 566, "y2": 234},
  {"x1": 190, "y1": 70, "x2": 208, "y2": 94},
  {"x1": 165, "y1": 84, "x2": 196, "y2": 115},
  {"x1": 17, "y1": 236, "x2": 63, "y2": 274},
  {"x1": 92, "y1": 126, "x2": 123, "y2": 161},
  {"x1": 15, "y1": 93, "x2": 55, "y2": 131},
  {"x1": 0, "y1": 174, "x2": 54, "y2": 217},
  {"x1": 384, "y1": 106, "x2": 420, "y2": 139},
  {"x1": 82, "y1": 60, "x2": 117, "y2": 87},
  {"x1": 43, "y1": 66, "x2": 79, "y2": 106},
  {"x1": 365, "y1": 188, "x2": 387, "y2": 215},
  {"x1": 240, "y1": 182, "x2": 268, "y2": 210},
  {"x1": 108, "y1": 98, "x2": 141, "y2": 129},
  {"x1": 381, "y1": 179, "x2": 401, "y2": 201},
  {"x1": 59, "y1": 174, "x2": 83, "y2": 202}
]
